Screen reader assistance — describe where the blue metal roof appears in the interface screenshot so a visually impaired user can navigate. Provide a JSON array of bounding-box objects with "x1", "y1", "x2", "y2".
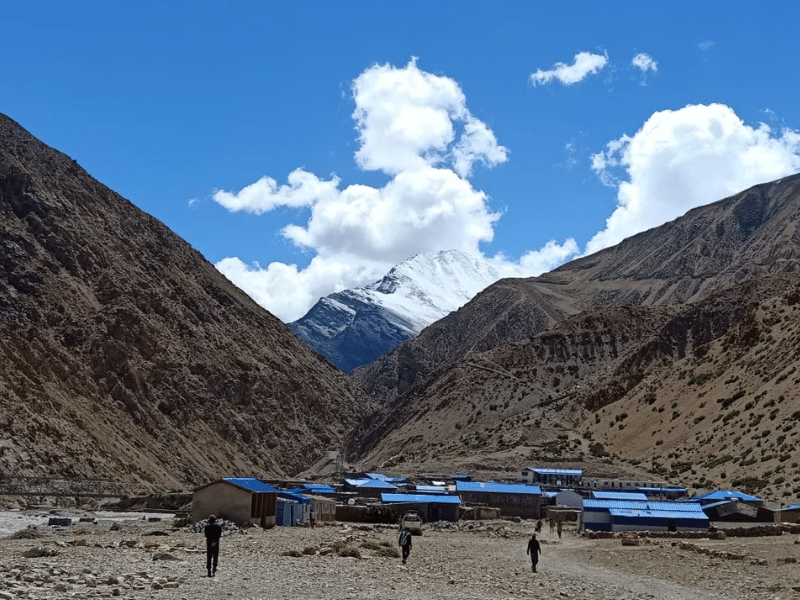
[
  {"x1": 222, "y1": 477, "x2": 279, "y2": 493},
  {"x1": 366, "y1": 472, "x2": 388, "y2": 480},
  {"x1": 415, "y1": 485, "x2": 448, "y2": 494},
  {"x1": 593, "y1": 491, "x2": 648, "y2": 501},
  {"x1": 785, "y1": 504, "x2": 800, "y2": 511},
  {"x1": 584, "y1": 499, "x2": 704, "y2": 512},
  {"x1": 691, "y1": 489, "x2": 762, "y2": 502},
  {"x1": 344, "y1": 478, "x2": 370, "y2": 487},
  {"x1": 381, "y1": 493, "x2": 461, "y2": 504},
  {"x1": 357, "y1": 479, "x2": 398, "y2": 489},
  {"x1": 609, "y1": 508, "x2": 709, "y2": 520},
  {"x1": 457, "y1": 481, "x2": 542, "y2": 495},
  {"x1": 278, "y1": 491, "x2": 310, "y2": 503},
  {"x1": 297, "y1": 483, "x2": 336, "y2": 494},
  {"x1": 528, "y1": 468, "x2": 583, "y2": 475}
]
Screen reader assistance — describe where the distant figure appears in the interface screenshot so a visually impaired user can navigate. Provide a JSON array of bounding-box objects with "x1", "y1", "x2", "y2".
[
  {"x1": 668, "y1": 518, "x2": 677, "y2": 533},
  {"x1": 534, "y1": 519, "x2": 542, "y2": 535},
  {"x1": 527, "y1": 533, "x2": 541, "y2": 572},
  {"x1": 556, "y1": 520, "x2": 563, "y2": 539},
  {"x1": 309, "y1": 505, "x2": 316, "y2": 529},
  {"x1": 399, "y1": 527, "x2": 412, "y2": 564},
  {"x1": 204, "y1": 515, "x2": 223, "y2": 577},
  {"x1": 549, "y1": 519, "x2": 555, "y2": 534}
]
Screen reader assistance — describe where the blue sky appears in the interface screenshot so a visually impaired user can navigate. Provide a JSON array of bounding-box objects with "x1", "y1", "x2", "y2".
[{"x1": 3, "y1": 1, "x2": 800, "y2": 321}]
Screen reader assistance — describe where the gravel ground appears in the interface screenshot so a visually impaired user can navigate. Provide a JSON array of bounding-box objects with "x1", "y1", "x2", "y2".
[{"x1": 2, "y1": 516, "x2": 800, "y2": 600}]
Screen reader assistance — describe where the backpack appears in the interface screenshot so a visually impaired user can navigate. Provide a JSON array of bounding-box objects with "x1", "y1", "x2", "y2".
[{"x1": 399, "y1": 530, "x2": 410, "y2": 546}]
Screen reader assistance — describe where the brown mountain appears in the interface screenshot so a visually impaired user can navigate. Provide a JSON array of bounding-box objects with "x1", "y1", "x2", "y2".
[
  {"x1": 347, "y1": 175, "x2": 800, "y2": 499},
  {"x1": 0, "y1": 113, "x2": 374, "y2": 493},
  {"x1": 351, "y1": 173, "x2": 800, "y2": 406}
]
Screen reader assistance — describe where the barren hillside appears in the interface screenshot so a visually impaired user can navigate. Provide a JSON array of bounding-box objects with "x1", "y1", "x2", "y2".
[
  {"x1": 0, "y1": 113, "x2": 375, "y2": 492},
  {"x1": 352, "y1": 174, "x2": 800, "y2": 407}
]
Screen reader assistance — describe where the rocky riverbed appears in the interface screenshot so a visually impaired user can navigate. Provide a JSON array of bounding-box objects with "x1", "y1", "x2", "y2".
[{"x1": 2, "y1": 514, "x2": 800, "y2": 600}]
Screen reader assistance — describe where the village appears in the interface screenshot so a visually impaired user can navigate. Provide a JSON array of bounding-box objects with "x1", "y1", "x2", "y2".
[
  {"x1": 192, "y1": 467, "x2": 800, "y2": 533},
  {"x1": 4, "y1": 468, "x2": 800, "y2": 599}
]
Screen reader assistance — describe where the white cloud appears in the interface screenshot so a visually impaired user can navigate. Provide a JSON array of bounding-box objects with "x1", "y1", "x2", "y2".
[
  {"x1": 531, "y1": 51, "x2": 608, "y2": 86},
  {"x1": 632, "y1": 53, "x2": 657, "y2": 73},
  {"x1": 352, "y1": 58, "x2": 507, "y2": 177},
  {"x1": 517, "y1": 239, "x2": 580, "y2": 274},
  {"x1": 587, "y1": 103, "x2": 800, "y2": 255},
  {"x1": 212, "y1": 59, "x2": 532, "y2": 322}
]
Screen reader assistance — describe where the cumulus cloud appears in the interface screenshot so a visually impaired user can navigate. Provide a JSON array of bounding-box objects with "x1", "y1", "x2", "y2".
[
  {"x1": 587, "y1": 103, "x2": 800, "y2": 255},
  {"x1": 212, "y1": 59, "x2": 554, "y2": 322},
  {"x1": 517, "y1": 239, "x2": 580, "y2": 274},
  {"x1": 631, "y1": 53, "x2": 657, "y2": 73},
  {"x1": 531, "y1": 51, "x2": 608, "y2": 86}
]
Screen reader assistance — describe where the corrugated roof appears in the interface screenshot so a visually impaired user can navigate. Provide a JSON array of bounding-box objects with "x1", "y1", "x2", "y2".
[
  {"x1": 366, "y1": 472, "x2": 388, "y2": 480},
  {"x1": 301, "y1": 484, "x2": 336, "y2": 494},
  {"x1": 381, "y1": 493, "x2": 461, "y2": 504},
  {"x1": 528, "y1": 468, "x2": 583, "y2": 476},
  {"x1": 691, "y1": 489, "x2": 762, "y2": 502},
  {"x1": 344, "y1": 478, "x2": 370, "y2": 487},
  {"x1": 278, "y1": 491, "x2": 310, "y2": 503},
  {"x1": 457, "y1": 481, "x2": 542, "y2": 495},
  {"x1": 593, "y1": 491, "x2": 648, "y2": 501},
  {"x1": 584, "y1": 499, "x2": 704, "y2": 512},
  {"x1": 357, "y1": 479, "x2": 398, "y2": 489},
  {"x1": 609, "y1": 508, "x2": 709, "y2": 520},
  {"x1": 415, "y1": 485, "x2": 448, "y2": 494},
  {"x1": 222, "y1": 477, "x2": 279, "y2": 493}
]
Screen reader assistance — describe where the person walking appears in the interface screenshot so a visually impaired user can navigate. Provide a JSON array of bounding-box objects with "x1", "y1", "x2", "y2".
[
  {"x1": 204, "y1": 515, "x2": 223, "y2": 577},
  {"x1": 535, "y1": 519, "x2": 543, "y2": 535},
  {"x1": 556, "y1": 520, "x2": 563, "y2": 539},
  {"x1": 399, "y1": 527, "x2": 413, "y2": 564},
  {"x1": 527, "y1": 532, "x2": 541, "y2": 572}
]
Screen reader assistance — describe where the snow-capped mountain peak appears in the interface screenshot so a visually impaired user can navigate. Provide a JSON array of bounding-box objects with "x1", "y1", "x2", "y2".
[{"x1": 289, "y1": 250, "x2": 501, "y2": 372}]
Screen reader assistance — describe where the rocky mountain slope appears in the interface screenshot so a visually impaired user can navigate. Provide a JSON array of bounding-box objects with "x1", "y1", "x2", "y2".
[
  {"x1": 347, "y1": 274, "x2": 800, "y2": 500},
  {"x1": 351, "y1": 174, "x2": 800, "y2": 404},
  {"x1": 346, "y1": 175, "x2": 800, "y2": 500},
  {"x1": 289, "y1": 250, "x2": 501, "y2": 373},
  {"x1": 0, "y1": 113, "x2": 374, "y2": 493}
]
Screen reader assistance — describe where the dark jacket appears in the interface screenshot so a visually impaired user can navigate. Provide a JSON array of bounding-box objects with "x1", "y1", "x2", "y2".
[
  {"x1": 205, "y1": 522, "x2": 223, "y2": 546},
  {"x1": 527, "y1": 537, "x2": 540, "y2": 557}
]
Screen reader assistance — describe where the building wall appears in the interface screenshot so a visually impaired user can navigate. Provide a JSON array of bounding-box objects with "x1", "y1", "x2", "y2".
[
  {"x1": 192, "y1": 483, "x2": 276, "y2": 528},
  {"x1": 309, "y1": 497, "x2": 337, "y2": 523},
  {"x1": 192, "y1": 483, "x2": 252, "y2": 525},
  {"x1": 459, "y1": 491, "x2": 541, "y2": 518}
]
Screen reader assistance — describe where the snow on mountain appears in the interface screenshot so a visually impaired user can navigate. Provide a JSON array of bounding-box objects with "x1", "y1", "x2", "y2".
[{"x1": 289, "y1": 250, "x2": 502, "y2": 372}]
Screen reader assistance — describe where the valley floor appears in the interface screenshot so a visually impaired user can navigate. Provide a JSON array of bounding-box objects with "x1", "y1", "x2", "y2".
[{"x1": 2, "y1": 515, "x2": 800, "y2": 599}]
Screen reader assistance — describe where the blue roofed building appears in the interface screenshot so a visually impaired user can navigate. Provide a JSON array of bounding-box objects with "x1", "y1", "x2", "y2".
[
  {"x1": 521, "y1": 467, "x2": 582, "y2": 487},
  {"x1": 592, "y1": 491, "x2": 649, "y2": 501},
  {"x1": 192, "y1": 477, "x2": 278, "y2": 528},
  {"x1": 286, "y1": 483, "x2": 337, "y2": 496},
  {"x1": 381, "y1": 493, "x2": 461, "y2": 522},
  {"x1": 344, "y1": 477, "x2": 398, "y2": 498},
  {"x1": 690, "y1": 490, "x2": 764, "y2": 506},
  {"x1": 456, "y1": 481, "x2": 543, "y2": 518},
  {"x1": 582, "y1": 499, "x2": 708, "y2": 532}
]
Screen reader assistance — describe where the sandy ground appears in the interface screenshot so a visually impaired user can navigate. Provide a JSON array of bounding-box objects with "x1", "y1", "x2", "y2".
[{"x1": 2, "y1": 515, "x2": 800, "y2": 600}]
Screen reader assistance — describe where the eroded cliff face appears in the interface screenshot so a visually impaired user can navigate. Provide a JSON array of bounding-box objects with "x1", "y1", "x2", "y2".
[{"x1": 0, "y1": 113, "x2": 375, "y2": 492}]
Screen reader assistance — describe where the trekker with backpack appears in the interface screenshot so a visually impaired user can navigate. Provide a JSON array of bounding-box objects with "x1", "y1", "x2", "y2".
[{"x1": 399, "y1": 527, "x2": 412, "y2": 564}]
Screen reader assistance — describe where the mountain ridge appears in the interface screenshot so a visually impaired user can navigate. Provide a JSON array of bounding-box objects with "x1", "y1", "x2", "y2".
[{"x1": 289, "y1": 249, "x2": 501, "y2": 372}]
